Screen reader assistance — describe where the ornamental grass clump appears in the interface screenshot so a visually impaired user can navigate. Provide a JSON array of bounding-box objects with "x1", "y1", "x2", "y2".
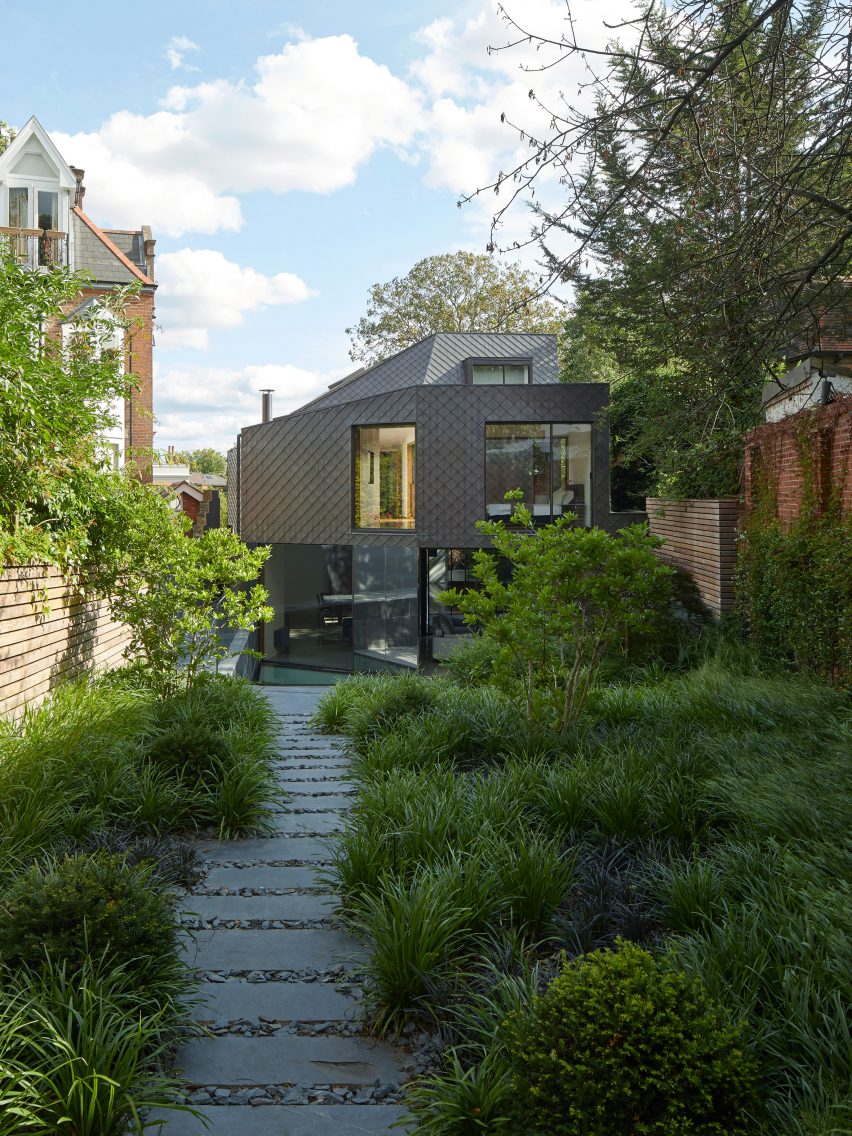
[{"x1": 506, "y1": 940, "x2": 757, "y2": 1136}]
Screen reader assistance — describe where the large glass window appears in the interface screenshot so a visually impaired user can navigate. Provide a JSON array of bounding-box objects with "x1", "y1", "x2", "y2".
[
  {"x1": 471, "y1": 362, "x2": 529, "y2": 385},
  {"x1": 354, "y1": 545, "x2": 418, "y2": 670},
  {"x1": 485, "y1": 422, "x2": 592, "y2": 525},
  {"x1": 264, "y1": 544, "x2": 354, "y2": 673},
  {"x1": 354, "y1": 425, "x2": 415, "y2": 529}
]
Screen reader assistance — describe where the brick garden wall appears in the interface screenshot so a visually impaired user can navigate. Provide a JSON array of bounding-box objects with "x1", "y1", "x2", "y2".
[
  {"x1": 743, "y1": 395, "x2": 852, "y2": 523},
  {"x1": 647, "y1": 498, "x2": 739, "y2": 615},
  {"x1": 0, "y1": 566, "x2": 130, "y2": 719}
]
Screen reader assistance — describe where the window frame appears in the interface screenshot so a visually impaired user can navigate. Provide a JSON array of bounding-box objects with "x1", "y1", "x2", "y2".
[
  {"x1": 463, "y1": 356, "x2": 533, "y2": 385},
  {"x1": 483, "y1": 420, "x2": 595, "y2": 526},
  {"x1": 351, "y1": 422, "x2": 417, "y2": 532}
]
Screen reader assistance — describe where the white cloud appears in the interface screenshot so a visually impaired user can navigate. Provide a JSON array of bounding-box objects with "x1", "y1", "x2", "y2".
[
  {"x1": 155, "y1": 249, "x2": 317, "y2": 350},
  {"x1": 154, "y1": 362, "x2": 349, "y2": 452},
  {"x1": 165, "y1": 35, "x2": 201, "y2": 71},
  {"x1": 52, "y1": 34, "x2": 421, "y2": 237}
]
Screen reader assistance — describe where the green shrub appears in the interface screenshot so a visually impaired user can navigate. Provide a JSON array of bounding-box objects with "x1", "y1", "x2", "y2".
[
  {"x1": 507, "y1": 940, "x2": 757, "y2": 1136},
  {"x1": 439, "y1": 632, "x2": 502, "y2": 687},
  {"x1": 405, "y1": 1049, "x2": 515, "y2": 1135},
  {"x1": 0, "y1": 853, "x2": 178, "y2": 987},
  {"x1": 145, "y1": 722, "x2": 233, "y2": 782}
]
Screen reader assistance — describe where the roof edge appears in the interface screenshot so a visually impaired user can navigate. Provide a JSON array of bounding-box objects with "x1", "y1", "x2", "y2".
[{"x1": 72, "y1": 206, "x2": 155, "y2": 286}]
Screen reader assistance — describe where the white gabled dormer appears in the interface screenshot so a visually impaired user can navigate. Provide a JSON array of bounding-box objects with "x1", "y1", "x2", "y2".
[{"x1": 0, "y1": 116, "x2": 77, "y2": 269}]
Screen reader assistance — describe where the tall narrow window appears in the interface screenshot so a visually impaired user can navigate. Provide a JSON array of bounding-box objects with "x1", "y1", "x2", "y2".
[
  {"x1": 8, "y1": 187, "x2": 28, "y2": 228},
  {"x1": 354, "y1": 425, "x2": 416, "y2": 529}
]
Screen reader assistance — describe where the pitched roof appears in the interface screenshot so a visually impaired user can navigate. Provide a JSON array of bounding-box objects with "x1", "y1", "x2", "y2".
[{"x1": 72, "y1": 206, "x2": 155, "y2": 286}]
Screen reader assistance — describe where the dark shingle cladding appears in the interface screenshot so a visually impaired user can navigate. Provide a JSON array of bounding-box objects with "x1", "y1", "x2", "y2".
[{"x1": 297, "y1": 332, "x2": 559, "y2": 412}]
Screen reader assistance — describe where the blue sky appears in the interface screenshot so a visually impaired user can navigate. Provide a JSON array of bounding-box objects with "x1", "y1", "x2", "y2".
[{"x1": 2, "y1": 0, "x2": 620, "y2": 452}]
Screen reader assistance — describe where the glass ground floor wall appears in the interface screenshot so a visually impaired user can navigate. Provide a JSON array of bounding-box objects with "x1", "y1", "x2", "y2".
[{"x1": 261, "y1": 542, "x2": 418, "y2": 677}]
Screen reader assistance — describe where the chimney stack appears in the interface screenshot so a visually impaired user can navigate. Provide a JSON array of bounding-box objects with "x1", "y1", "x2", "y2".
[
  {"x1": 70, "y1": 167, "x2": 86, "y2": 208},
  {"x1": 260, "y1": 389, "x2": 274, "y2": 424}
]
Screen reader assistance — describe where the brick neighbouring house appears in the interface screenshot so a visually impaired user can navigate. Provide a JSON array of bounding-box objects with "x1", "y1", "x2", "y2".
[
  {"x1": 744, "y1": 299, "x2": 852, "y2": 522},
  {"x1": 0, "y1": 116, "x2": 156, "y2": 476}
]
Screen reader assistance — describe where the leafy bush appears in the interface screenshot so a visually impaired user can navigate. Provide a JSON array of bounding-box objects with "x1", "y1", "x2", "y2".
[
  {"x1": 0, "y1": 955, "x2": 193, "y2": 1136},
  {"x1": 507, "y1": 940, "x2": 757, "y2": 1135},
  {"x1": 145, "y1": 722, "x2": 233, "y2": 782},
  {"x1": 0, "y1": 853, "x2": 178, "y2": 988}
]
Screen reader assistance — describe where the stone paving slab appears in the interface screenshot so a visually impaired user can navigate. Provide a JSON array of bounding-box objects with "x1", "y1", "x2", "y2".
[
  {"x1": 197, "y1": 836, "x2": 331, "y2": 862},
  {"x1": 277, "y1": 795, "x2": 353, "y2": 812},
  {"x1": 201, "y1": 866, "x2": 327, "y2": 893},
  {"x1": 179, "y1": 893, "x2": 337, "y2": 922},
  {"x1": 148, "y1": 1104, "x2": 408, "y2": 1134},
  {"x1": 180, "y1": 928, "x2": 366, "y2": 971},
  {"x1": 282, "y1": 780, "x2": 353, "y2": 795},
  {"x1": 272, "y1": 813, "x2": 343, "y2": 836},
  {"x1": 175, "y1": 1035, "x2": 406, "y2": 1086},
  {"x1": 194, "y1": 980, "x2": 357, "y2": 1023},
  {"x1": 274, "y1": 761, "x2": 351, "y2": 773}
]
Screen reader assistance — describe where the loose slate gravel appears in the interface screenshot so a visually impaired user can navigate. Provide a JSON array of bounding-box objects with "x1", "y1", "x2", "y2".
[{"x1": 155, "y1": 688, "x2": 409, "y2": 1134}]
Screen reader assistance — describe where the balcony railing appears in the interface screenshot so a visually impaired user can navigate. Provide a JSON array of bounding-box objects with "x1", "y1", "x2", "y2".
[{"x1": 0, "y1": 226, "x2": 69, "y2": 269}]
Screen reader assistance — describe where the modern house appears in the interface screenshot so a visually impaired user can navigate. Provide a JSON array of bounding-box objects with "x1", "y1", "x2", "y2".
[
  {"x1": 229, "y1": 331, "x2": 636, "y2": 682},
  {"x1": 0, "y1": 116, "x2": 156, "y2": 472}
]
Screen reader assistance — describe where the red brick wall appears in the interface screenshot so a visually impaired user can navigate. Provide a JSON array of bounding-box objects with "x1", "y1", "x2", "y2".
[{"x1": 743, "y1": 395, "x2": 852, "y2": 525}]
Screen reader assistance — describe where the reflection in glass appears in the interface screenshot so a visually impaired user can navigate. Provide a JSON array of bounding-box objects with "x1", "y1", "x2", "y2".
[
  {"x1": 354, "y1": 425, "x2": 415, "y2": 528},
  {"x1": 37, "y1": 190, "x2": 58, "y2": 230},
  {"x1": 485, "y1": 422, "x2": 592, "y2": 524},
  {"x1": 471, "y1": 363, "x2": 529, "y2": 385},
  {"x1": 8, "y1": 187, "x2": 28, "y2": 228},
  {"x1": 354, "y1": 545, "x2": 418, "y2": 670},
  {"x1": 264, "y1": 544, "x2": 353, "y2": 672}
]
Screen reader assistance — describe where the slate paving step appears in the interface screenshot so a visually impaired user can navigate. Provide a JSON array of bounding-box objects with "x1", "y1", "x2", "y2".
[
  {"x1": 275, "y1": 795, "x2": 353, "y2": 812},
  {"x1": 272, "y1": 813, "x2": 343, "y2": 836},
  {"x1": 196, "y1": 836, "x2": 331, "y2": 862},
  {"x1": 180, "y1": 928, "x2": 366, "y2": 971},
  {"x1": 200, "y1": 866, "x2": 328, "y2": 893},
  {"x1": 282, "y1": 781, "x2": 353, "y2": 794},
  {"x1": 194, "y1": 979, "x2": 358, "y2": 1023},
  {"x1": 180, "y1": 893, "x2": 338, "y2": 922},
  {"x1": 148, "y1": 1104, "x2": 407, "y2": 1134},
  {"x1": 174, "y1": 1034, "x2": 406, "y2": 1086}
]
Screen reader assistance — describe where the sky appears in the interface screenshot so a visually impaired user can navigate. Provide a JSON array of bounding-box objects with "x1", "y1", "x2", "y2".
[{"x1": 2, "y1": 0, "x2": 627, "y2": 454}]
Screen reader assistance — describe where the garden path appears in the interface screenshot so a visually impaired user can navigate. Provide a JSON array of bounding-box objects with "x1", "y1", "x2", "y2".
[{"x1": 150, "y1": 686, "x2": 408, "y2": 1135}]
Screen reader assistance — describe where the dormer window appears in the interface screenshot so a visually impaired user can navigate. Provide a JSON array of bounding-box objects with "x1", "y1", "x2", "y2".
[
  {"x1": 0, "y1": 117, "x2": 72, "y2": 269},
  {"x1": 464, "y1": 358, "x2": 531, "y2": 384}
]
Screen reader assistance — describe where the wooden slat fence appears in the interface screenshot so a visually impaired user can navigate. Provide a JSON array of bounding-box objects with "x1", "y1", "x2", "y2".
[
  {"x1": 646, "y1": 498, "x2": 739, "y2": 615},
  {"x1": 0, "y1": 565, "x2": 130, "y2": 718}
]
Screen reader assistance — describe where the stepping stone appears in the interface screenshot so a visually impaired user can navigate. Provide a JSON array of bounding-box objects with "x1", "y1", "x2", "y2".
[
  {"x1": 180, "y1": 928, "x2": 366, "y2": 971},
  {"x1": 174, "y1": 1033, "x2": 406, "y2": 1086},
  {"x1": 279, "y1": 795, "x2": 354, "y2": 812},
  {"x1": 179, "y1": 893, "x2": 337, "y2": 922},
  {"x1": 274, "y1": 760, "x2": 351, "y2": 772},
  {"x1": 147, "y1": 1105, "x2": 408, "y2": 1134},
  {"x1": 196, "y1": 836, "x2": 331, "y2": 862},
  {"x1": 282, "y1": 780, "x2": 353, "y2": 795},
  {"x1": 194, "y1": 979, "x2": 357, "y2": 1022},
  {"x1": 273, "y1": 813, "x2": 343, "y2": 836},
  {"x1": 201, "y1": 866, "x2": 327, "y2": 893}
]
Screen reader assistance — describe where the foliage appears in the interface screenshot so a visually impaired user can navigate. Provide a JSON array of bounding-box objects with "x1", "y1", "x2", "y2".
[
  {"x1": 506, "y1": 940, "x2": 757, "y2": 1135},
  {"x1": 0, "y1": 121, "x2": 15, "y2": 155},
  {"x1": 0, "y1": 250, "x2": 139, "y2": 567},
  {"x1": 736, "y1": 424, "x2": 852, "y2": 688},
  {"x1": 323, "y1": 646, "x2": 850, "y2": 1133},
  {"x1": 146, "y1": 721, "x2": 233, "y2": 783},
  {"x1": 0, "y1": 955, "x2": 193, "y2": 1135},
  {"x1": 0, "y1": 852, "x2": 178, "y2": 988},
  {"x1": 89, "y1": 478, "x2": 272, "y2": 695},
  {"x1": 440, "y1": 502, "x2": 673, "y2": 729},
  {"x1": 166, "y1": 447, "x2": 227, "y2": 477},
  {"x1": 346, "y1": 250, "x2": 563, "y2": 365},
  {"x1": 469, "y1": 2, "x2": 852, "y2": 496}
]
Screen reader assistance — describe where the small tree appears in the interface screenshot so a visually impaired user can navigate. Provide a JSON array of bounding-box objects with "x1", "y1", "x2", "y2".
[
  {"x1": 91, "y1": 479, "x2": 271, "y2": 695},
  {"x1": 440, "y1": 498, "x2": 673, "y2": 730}
]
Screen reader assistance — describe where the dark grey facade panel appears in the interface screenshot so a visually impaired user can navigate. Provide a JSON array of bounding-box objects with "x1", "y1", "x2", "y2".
[
  {"x1": 239, "y1": 382, "x2": 618, "y2": 549},
  {"x1": 226, "y1": 445, "x2": 239, "y2": 530},
  {"x1": 423, "y1": 333, "x2": 559, "y2": 386},
  {"x1": 293, "y1": 332, "x2": 560, "y2": 414}
]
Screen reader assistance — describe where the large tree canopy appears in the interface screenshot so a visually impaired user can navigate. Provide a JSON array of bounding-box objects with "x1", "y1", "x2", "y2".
[
  {"x1": 346, "y1": 250, "x2": 564, "y2": 365},
  {"x1": 470, "y1": 0, "x2": 852, "y2": 495}
]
